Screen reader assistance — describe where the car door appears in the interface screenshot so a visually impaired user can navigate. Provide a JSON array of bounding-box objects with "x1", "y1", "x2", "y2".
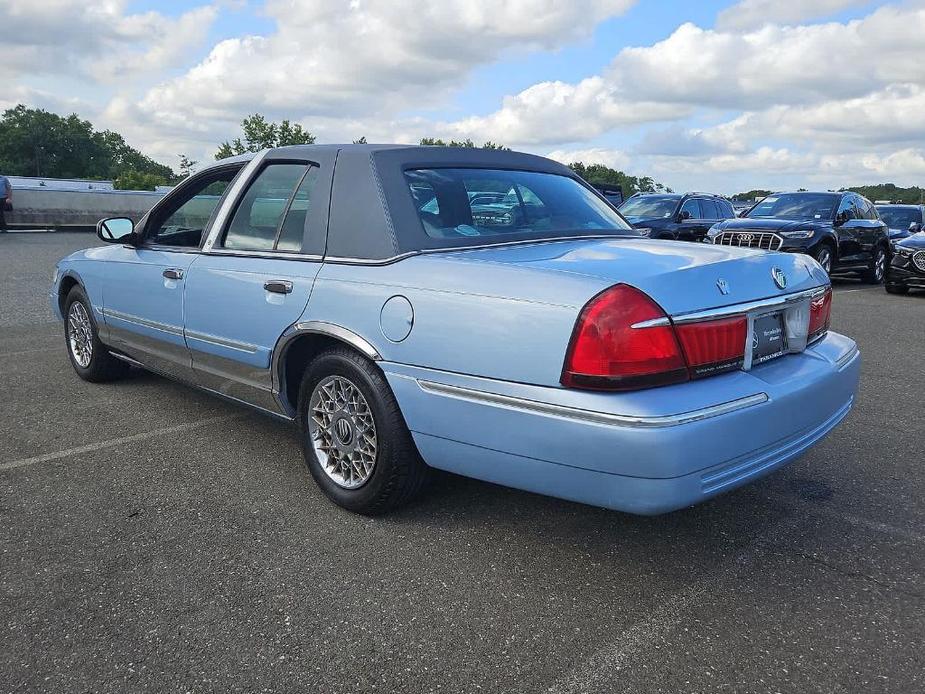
[
  {"x1": 677, "y1": 198, "x2": 708, "y2": 241},
  {"x1": 183, "y1": 152, "x2": 334, "y2": 414},
  {"x1": 855, "y1": 196, "x2": 886, "y2": 259},
  {"x1": 100, "y1": 164, "x2": 243, "y2": 381},
  {"x1": 833, "y1": 195, "x2": 865, "y2": 266}
]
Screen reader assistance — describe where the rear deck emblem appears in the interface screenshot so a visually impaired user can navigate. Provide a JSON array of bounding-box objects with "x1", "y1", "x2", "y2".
[
  {"x1": 771, "y1": 267, "x2": 787, "y2": 289},
  {"x1": 716, "y1": 278, "x2": 730, "y2": 295}
]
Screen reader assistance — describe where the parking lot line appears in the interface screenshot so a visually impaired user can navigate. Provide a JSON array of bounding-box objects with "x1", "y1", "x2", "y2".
[
  {"x1": 545, "y1": 513, "x2": 801, "y2": 694},
  {"x1": 0, "y1": 414, "x2": 241, "y2": 472}
]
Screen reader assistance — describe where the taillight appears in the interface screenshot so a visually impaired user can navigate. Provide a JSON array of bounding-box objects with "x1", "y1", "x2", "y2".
[
  {"x1": 675, "y1": 316, "x2": 747, "y2": 378},
  {"x1": 561, "y1": 284, "x2": 689, "y2": 391},
  {"x1": 808, "y1": 288, "x2": 832, "y2": 341}
]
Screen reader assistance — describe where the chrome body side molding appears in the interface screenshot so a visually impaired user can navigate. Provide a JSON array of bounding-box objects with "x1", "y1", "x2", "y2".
[{"x1": 416, "y1": 379, "x2": 769, "y2": 429}]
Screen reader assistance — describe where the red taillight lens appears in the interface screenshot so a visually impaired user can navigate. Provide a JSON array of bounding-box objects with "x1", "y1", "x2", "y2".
[
  {"x1": 561, "y1": 284, "x2": 688, "y2": 391},
  {"x1": 675, "y1": 316, "x2": 747, "y2": 378},
  {"x1": 808, "y1": 288, "x2": 832, "y2": 341}
]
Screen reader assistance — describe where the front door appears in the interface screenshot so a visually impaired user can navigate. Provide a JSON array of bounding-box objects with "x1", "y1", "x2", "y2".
[
  {"x1": 833, "y1": 195, "x2": 865, "y2": 266},
  {"x1": 184, "y1": 161, "x2": 326, "y2": 414},
  {"x1": 100, "y1": 166, "x2": 242, "y2": 380}
]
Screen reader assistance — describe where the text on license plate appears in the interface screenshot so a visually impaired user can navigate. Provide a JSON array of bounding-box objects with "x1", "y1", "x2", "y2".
[{"x1": 752, "y1": 312, "x2": 787, "y2": 364}]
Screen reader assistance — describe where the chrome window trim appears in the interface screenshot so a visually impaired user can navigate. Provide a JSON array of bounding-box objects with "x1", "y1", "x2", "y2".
[
  {"x1": 102, "y1": 308, "x2": 183, "y2": 337},
  {"x1": 671, "y1": 287, "x2": 828, "y2": 324},
  {"x1": 201, "y1": 150, "x2": 270, "y2": 252},
  {"x1": 185, "y1": 329, "x2": 259, "y2": 354},
  {"x1": 416, "y1": 379, "x2": 769, "y2": 429},
  {"x1": 202, "y1": 248, "x2": 323, "y2": 262}
]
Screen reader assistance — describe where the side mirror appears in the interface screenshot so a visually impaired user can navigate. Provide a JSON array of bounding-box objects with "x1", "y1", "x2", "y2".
[
  {"x1": 834, "y1": 212, "x2": 848, "y2": 227},
  {"x1": 909, "y1": 222, "x2": 922, "y2": 233},
  {"x1": 97, "y1": 217, "x2": 136, "y2": 244},
  {"x1": 679, "y1": 210, "x2": 692, "y2": 221}
]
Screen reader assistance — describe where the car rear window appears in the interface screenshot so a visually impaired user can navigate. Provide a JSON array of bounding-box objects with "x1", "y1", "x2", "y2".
[{"x1": 404, "y1": 168, "x2": 632, "y2": 241}]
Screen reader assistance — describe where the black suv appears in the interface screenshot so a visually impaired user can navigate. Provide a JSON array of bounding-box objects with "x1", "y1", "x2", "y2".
[
  {"x1": 618, "y1": 192, "x2": 736, "y2": 242},
  {"x1": 707, "y1": 191, "x2": 890, "y2": 282},
  {"x1": 876, "y1": 204, "x2": 924, "y2": 250}
]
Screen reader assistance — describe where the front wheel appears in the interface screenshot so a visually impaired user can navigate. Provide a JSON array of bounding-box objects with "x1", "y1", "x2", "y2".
[
  {"x1": 297, "y1": 347, "x2": 429, "y2": 515},
  {"x1": 812, "y1": 244, "x2": 834, "y2": 275},
  {"x1": 861, "y1": 246, "x2": 887, "y2": 284},
  {"x1": 63, "y1": 286, "x2": 129, "y2": 382}
]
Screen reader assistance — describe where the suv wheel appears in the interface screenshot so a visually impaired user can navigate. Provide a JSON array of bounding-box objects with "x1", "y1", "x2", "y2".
[
  {"x1": 297, "y1": 347, "x2": 430, "y2": 515},
  {"x1": 861, "y1": 246, "x2": 886, "y2": 284},
  {"x1": 812, "y1": 244, "x2": 833, "y2": 275}
]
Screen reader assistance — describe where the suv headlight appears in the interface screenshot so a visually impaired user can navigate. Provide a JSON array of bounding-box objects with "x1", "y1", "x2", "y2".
[
  {"x1": 635, "y1": 227, "x2": 652, "y2": 237},
  {"x1": 779, "y1": 230, "x2": 814, "y2": 239}
]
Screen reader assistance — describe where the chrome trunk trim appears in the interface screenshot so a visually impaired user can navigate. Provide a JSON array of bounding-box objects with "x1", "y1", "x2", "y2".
[
  {"x1": 416, "y1": 380, "x2": 769, "y2": 429},
  {"x1": 671, "y1": 287, "x2": 827, "y2": 324}
]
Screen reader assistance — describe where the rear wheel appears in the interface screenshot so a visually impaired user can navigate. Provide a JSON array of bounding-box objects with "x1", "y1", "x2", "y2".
[
  {"x1": 861, "y1": 245, "x2": 887, "y2": 284},
  {"x1": 297, "y1": 347, "x2": 429, "y2": 515},
  {"x1": 812, "y1": 243, "x2": 834, "y2": 275},
  {"x1": 63, "y1": 286, "x2": 129, "y2": 382}
]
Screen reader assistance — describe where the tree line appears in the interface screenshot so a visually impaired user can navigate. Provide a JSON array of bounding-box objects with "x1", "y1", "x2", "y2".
[{"x1": 4, "y1": 105, "x2": 921, "y2": 201}]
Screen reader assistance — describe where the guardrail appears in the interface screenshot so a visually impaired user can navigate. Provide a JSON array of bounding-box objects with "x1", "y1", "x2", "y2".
[{"x1": 7, "y1": 188, "x2": 166, "y2": 231}]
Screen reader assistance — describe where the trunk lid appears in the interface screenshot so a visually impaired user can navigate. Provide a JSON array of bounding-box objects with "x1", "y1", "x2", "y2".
[{"x1": 442, "y1": 237, "x2": 828, "y2": 315}]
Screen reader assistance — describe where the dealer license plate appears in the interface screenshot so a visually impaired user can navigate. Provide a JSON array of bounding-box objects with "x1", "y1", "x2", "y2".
[{"x1": 751, "y1": 312, "x2": 787, "y2": 365}]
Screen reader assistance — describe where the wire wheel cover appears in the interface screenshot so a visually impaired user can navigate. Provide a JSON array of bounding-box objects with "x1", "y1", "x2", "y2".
[
  {"x1": 67, "y1": 302, "x2": 93, "y2": 368},
  {"x1": 308, "y1": 375, "x2": 378, "y2": 489}
]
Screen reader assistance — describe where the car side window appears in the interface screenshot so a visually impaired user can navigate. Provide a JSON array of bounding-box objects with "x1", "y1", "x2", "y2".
[
  {"x1": 147, "y1": 169, "x2": 240, "y2": 248},
  {"x1": 680, "y1": 198, "x2": 701, "y2": 219},
  {"x1": 699, "y1": 199, "x2": 720, "y2": 219},
  {"x1": 222, "y1": 163, "x2": 310, "y2": 252},
  {"x1": 858, "y1": 198, "x2": 878, "y2": 221},
  {"x1": 275, "y1": 167, "x2": 320, "y2": 252},
  {"x1": 720, "y1": 200, "x2": 735, "y2": 218},
  {"x1": 836, "y1": 196, "x2": 858, "y2": 222}
]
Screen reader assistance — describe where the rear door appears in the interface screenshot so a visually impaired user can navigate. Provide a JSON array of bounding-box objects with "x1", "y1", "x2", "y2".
[
  {"x1": 183, "y1": 151, "x2": 334, "y2": 414},
  {"x1": 834, "y1": 195, "x2": 865, "y2": 265},
  {"x1": 678, "y1": 198, "x2": 709, "y2": 241}
]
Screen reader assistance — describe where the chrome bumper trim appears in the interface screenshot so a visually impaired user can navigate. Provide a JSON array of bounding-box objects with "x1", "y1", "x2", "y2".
[
  {"x1": 836, "y1": 344, "x2": 860, "y2": 370},
  {"x1": 672, "y1": 287, "x2": 827, "y2": 324},
  {"x1": 416, "y1": 380, "x2": 769, "y2": 429}
]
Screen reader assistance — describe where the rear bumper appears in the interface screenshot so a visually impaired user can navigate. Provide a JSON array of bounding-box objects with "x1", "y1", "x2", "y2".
[{"x1": 383, "y1": 332, "x2": 860, "y2": 514}]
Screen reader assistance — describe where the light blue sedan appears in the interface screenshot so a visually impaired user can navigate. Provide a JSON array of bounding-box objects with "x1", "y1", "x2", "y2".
[{"x1": 51, "y1": 145, "x2": 860, "y2": 515}]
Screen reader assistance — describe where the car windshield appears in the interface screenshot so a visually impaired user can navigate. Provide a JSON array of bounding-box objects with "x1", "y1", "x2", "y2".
[
  {"x1": 746, "y1": 193, "x2": 839, "y2": 221},
  {"x1": 405, "y1": 168, "x2": 633, "y2": 241},
  {"x1": 618, "y1": 195, "x2": 679, "y2": 218},
  {"x1": 877, "y1": 207, "x2": 920, "y2": 229}
]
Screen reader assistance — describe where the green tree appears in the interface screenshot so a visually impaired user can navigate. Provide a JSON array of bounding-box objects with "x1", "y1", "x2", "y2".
[
  {"x1": 178, "y1": 154, "x2": 198, "y2": 179},
  {"x1": 732, "y1": 189, "x2": 772, "y2": 201},
  {"x1": 568, "y1": 162, "x2": 671, "y2": 195},
  {"x1": 419, "y1": 137, "x2": 509, "y2": 150},
  {"x1": 113, "y1": 170, "x2": 168, "y2": 191},
  {"x1": 842, "y1": 183, "x2": 924, "y2": 204},
  {"x1": 0, "y1": 104, "x2": 174, "y2": 182},
  {"x1": 216, "y1": 114, "x2": 316, "y2": 159},
  {"x1": 353, "y1": 136, "x2": 368, "y2": 144}
]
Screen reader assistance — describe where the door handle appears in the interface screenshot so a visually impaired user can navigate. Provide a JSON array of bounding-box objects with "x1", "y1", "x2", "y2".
[
  {"x1": 163, "y1": 268, "x2": 184, "y2": 280},
  {"x1": 264, "y1": 280, "x2": 293, "y2": 294}
]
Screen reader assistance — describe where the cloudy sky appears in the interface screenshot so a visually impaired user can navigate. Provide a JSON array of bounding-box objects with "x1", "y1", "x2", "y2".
[{"x1": 3, "y1": 0, "x2": 924, "y2": 193}]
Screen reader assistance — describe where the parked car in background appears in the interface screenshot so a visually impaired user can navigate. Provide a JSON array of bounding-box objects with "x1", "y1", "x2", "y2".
[
  {"x1": 875, "y1": 204, "x2": 924, "y2": 250},
  {"x1": 52, "y1": 145, "x2": 858, "y2": 517},
  {"x1": 618, "y1": 192, "x2": 736, "y2": 242},
  {"x1": 706, "y1": 191, "x2": 890, "y2": 282},
  {"x1": 592, "y1": 184, "x2": 624, "y2": 207},
  {"x1": 885, "y1": 231, "x2": 925, "y2": 294}
]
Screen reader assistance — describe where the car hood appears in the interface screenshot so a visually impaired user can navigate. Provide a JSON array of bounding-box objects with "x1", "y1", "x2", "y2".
[
  {"x1": 896, "y1": 232, "x2": 925, "y2": 250},
  {"x1": 439, "y1": 237, "x2": 827, "y2": 316},
  {"x1": 712, "y1": 217, "x2": 831, "y2": 233},
  {"x1": 887, "y1": 227, "x2": 911, "y2": 240}
]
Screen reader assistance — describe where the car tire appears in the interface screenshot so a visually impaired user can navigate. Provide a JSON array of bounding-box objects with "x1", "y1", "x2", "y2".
[
  {"x1": 297, "y1": 346, "x2": 430, "y2": 515},
  {"x1": 63, "y1": 285, "x2": 129, "y2": 382},
  {"x1": 885, "y1": 283, "x2": 909, "y2": 295},
  {"x1": 861, "y1": 245, "x2": 887, "y2": 284},
  {"x1": 812, "y1": 243, "x2": 834, "y2": 275}
]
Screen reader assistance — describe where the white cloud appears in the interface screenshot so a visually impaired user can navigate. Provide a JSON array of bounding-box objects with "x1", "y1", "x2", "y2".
[
  {"x1": 0, "y1": 1, "x2": 218, "y2": 82},
  {"x1": 135, "y1": 0, "x2": 637, "y2": 124},
  {"x1": 546, "y1": 147, "x2": 632, "y2": 170},
  {"x1": 716, "y1": 0, "x2": 871, "y2": 31}
]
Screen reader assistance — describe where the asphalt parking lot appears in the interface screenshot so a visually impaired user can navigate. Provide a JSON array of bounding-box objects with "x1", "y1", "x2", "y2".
[{"x1": 1, "y1": 232, "x2": 923, "y2": 694}]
